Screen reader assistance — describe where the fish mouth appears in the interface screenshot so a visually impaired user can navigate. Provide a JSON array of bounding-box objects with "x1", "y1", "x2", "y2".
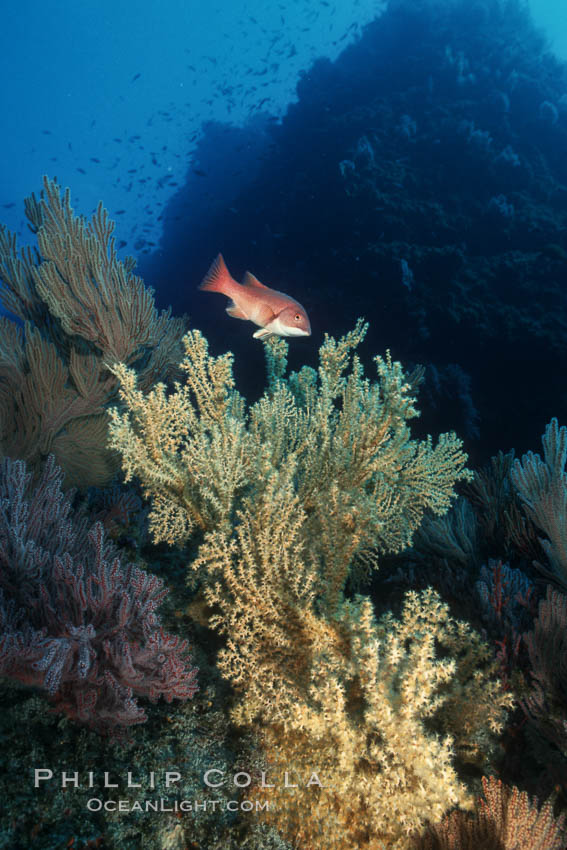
[{"x1": 285, "y1": 327, "x2": 311, "y2": 337}]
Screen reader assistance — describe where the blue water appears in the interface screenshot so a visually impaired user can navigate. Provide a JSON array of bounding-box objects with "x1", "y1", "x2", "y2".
[
  {"x1": 0, "y1": 1, "x2": 563, "y2": 250},
  {"x1": 2, "y1": 1, "x2": 567, "y2": 847},
  {"x1": 0, "y1": 0, "x2": 384, "y2": 254}
]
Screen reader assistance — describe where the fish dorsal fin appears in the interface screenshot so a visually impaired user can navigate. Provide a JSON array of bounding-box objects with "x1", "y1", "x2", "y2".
[{"x1": 242, "y1": 270, "x2": 269, "y2": 290}]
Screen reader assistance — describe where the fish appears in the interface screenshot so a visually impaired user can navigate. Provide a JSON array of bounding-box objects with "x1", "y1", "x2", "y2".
[{"x1": 199, "y1": 254, "x2": 311, "y2": 340}]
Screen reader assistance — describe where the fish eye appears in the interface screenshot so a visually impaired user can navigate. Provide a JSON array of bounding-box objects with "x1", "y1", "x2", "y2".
[{"x1": 294, "y1": 313, "x2": 301, "y2": 321}]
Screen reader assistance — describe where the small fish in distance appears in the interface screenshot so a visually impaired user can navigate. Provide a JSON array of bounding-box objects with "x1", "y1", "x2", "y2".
[{"x1": 199, "y1": 254, "x2": 311, "y2": 340}]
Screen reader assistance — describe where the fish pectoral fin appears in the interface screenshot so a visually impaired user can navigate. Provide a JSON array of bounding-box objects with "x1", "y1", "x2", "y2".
[
  {"x1": 253, "y1": 328, "x2": 275, "y2": 340},
  {"x1": 226, "y1": 301, "x2": 248, "y2": 320}
]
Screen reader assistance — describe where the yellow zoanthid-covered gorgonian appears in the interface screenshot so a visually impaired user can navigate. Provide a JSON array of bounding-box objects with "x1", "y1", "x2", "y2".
[
  {"x1": 109, "y1": 319, "x2": 469, "y2": 568},
  {"x1": 108, "y1": 321, "x2": 513, "y2": 848}
]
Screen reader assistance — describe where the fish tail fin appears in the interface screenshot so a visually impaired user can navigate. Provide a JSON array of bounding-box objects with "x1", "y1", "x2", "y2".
[{"x1": 199, "y1": 253, "x2": 232, "y2": 294}]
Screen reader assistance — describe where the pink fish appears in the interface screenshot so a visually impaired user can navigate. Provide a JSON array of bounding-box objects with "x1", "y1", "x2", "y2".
[{"x1": 199, "y1": 254, "x2": 311, "y2": 340}]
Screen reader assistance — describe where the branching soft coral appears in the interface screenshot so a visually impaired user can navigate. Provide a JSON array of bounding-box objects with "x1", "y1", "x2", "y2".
[
  {"x1": 109, "y1": 320, "x2": 471, "y2": 586},
  {"x1": 0, "y1": 455, "x2": 198, "y2": 731},
  {"x1": 414, "y1": 775, "x2": 566, "y2": 850},
  {"x1": 0, "y1": 177, "x2": 187, "y2": 486},
  {"x1": 512, "y1": 418, "x2": 567, "y2": 587},
  {"x1": 246, "y1": 588, "x2": 512, "y2": 850},
  {"x1": 107, "y1": 321, "x2": 514, "y2": 848}
]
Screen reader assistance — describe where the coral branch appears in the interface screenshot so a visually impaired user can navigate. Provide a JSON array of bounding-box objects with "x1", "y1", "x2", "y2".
[
  {"x1": 0, "y1": 177, "x2": 187, "y2": 486},
  {"x1": 0, "y1": 456, "x2": 198, "y2": 732}
]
